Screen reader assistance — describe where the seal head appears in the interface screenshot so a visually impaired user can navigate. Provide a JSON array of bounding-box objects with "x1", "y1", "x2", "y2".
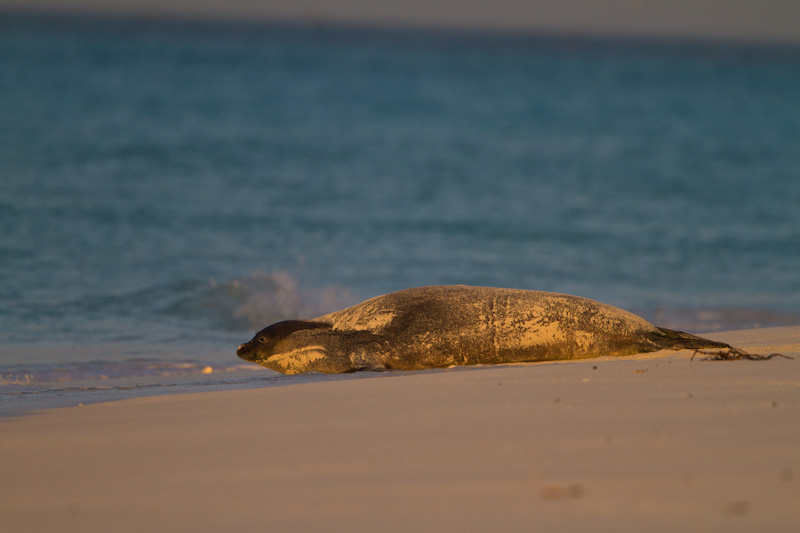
[
  {"x1": 237, "y1": 319, "x2": 386, "y2": 374},
  {"x1": 236, "y1": 320, "x2": 336, "y2": 374}
]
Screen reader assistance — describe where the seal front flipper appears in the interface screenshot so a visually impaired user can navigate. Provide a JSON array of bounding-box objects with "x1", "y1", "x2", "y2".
[{"x1": 334, "y1": 329, "x2": 392, "y2": 372}]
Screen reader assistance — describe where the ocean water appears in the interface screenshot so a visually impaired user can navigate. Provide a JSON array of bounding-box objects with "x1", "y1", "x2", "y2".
[{"x1": 2, "y1": 14, "x2": 799, "y2": 414}]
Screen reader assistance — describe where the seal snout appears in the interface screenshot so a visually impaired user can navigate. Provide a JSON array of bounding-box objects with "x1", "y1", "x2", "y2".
[{"x1": 236, "y1": 343, "x2": 252, "y2": 359}]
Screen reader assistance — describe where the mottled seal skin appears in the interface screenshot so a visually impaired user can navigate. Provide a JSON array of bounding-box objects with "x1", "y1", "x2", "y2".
[{"x1": 236, "y1": 285, "x2": 729, "y2": 375}]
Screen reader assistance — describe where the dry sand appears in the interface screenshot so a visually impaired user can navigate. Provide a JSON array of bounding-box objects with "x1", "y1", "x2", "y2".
[{"x1": 2, "y1": 326, "x2": 799, "y2": 532}]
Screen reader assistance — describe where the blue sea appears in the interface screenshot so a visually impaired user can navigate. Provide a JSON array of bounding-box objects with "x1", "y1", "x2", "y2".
[{"x1": 2, "y1": 14, "x2": 799, "y2": 415}]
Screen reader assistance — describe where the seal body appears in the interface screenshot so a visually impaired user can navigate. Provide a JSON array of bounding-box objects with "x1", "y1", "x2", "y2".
[{"x1": 236, "y1": 285, "x2": 729, "y2": 374}]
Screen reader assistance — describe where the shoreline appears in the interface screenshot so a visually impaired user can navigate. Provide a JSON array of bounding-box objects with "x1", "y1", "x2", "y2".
[
  {"x1": 2, "y1": 325, "x2": 797, "y2": 418},
  {"x1": 2, "y1": 326, "x2": 799, "y2": 531}
]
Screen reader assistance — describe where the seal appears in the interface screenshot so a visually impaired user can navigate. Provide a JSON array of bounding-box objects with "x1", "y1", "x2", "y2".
[{"x1": 236, "y1": 285, "x2": 731, "y2": 374}]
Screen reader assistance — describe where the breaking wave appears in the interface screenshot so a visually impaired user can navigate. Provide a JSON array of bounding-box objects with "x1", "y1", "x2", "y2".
[{"x1": 163, "y1": 271, "x2": 356, "y2": 331}]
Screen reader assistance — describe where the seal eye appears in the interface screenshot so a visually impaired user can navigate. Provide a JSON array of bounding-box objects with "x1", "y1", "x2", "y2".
[{"x1": 258, "y1": 336, "x2": 268, "y2": 343}]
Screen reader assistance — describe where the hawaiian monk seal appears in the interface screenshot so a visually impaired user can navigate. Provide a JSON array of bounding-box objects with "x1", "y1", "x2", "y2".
[{"x1": 236, "y1": 285, "x2": 731, "y2": 374}]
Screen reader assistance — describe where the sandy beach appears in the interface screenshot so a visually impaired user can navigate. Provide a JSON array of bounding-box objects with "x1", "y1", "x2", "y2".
[{"x1": 2, "y1": 326, "x2": 799, "y2": 532}]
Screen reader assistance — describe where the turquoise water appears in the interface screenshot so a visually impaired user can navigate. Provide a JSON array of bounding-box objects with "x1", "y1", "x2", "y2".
[{"x1": 2, "y1": 15, "x2": 799, "y2": 413}]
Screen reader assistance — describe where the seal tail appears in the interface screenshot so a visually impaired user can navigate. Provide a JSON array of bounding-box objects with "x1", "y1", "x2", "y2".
[
  {"x1": 647, "y1": 327, "x2": 792, "y2": 361},
  {"x1": 648, "y1": 327, "x2": 731, "y2": 351}
]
